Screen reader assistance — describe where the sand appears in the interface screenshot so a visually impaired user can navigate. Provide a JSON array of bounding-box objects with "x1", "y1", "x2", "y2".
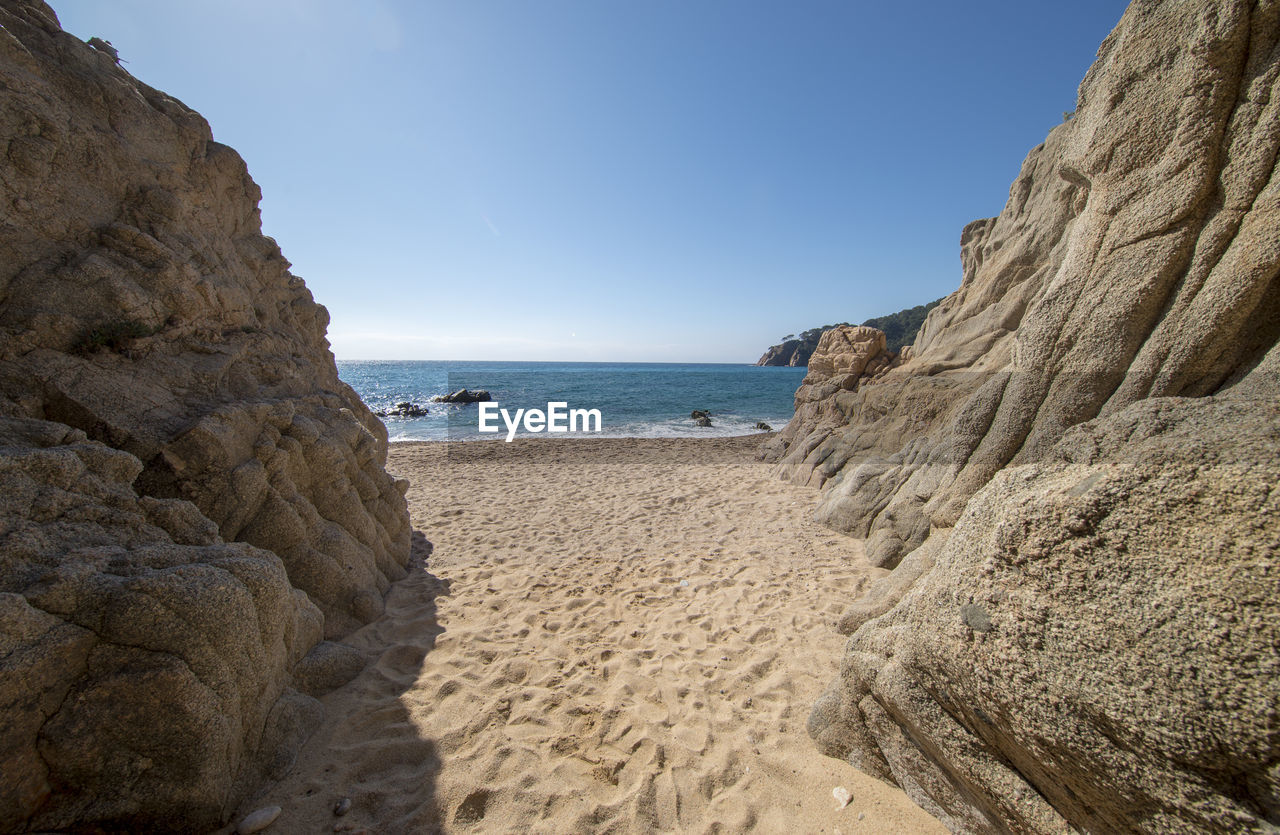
[{"x1": 237, "y1": 436, "x2": 945, "y2": 834}]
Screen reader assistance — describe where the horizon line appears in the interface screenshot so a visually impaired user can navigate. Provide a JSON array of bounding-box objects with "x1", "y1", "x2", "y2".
[{"x1": 332, "y1": 358, "x2": 799, "y2": 366}]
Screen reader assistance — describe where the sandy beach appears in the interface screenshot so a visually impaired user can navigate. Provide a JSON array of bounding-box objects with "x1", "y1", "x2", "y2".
[{"x1": 237, "y1": 436, "x2": 944, "y2": 833}]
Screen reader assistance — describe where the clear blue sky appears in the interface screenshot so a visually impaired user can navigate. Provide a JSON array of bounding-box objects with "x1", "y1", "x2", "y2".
[{"x1": 54, "y1": 0, "x2": 1127, "y2": 362}]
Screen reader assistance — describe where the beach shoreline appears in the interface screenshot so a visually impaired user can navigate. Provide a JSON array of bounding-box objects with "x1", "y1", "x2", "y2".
[
  {"x1": 233, "y1": 435, "x2": 944, "y2": 832},
  {"x1": 339, "y1": 359, "x2": 805, "y2": 443},
  {"x1": 384, "y1": 429, "x2": 778, "y2": 445}
]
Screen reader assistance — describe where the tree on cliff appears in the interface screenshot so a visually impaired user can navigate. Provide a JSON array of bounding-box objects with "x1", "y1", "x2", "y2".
[{"x1": 756, "y1": 298, "x2": 942, "y2": 366}]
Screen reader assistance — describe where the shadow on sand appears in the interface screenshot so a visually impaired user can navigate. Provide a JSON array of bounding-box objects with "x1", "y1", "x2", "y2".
[
  {"x1": 345, "y1": 528, "x2": 452, "y2": 831},
  {"x1": 241, "y1": 529, "x2": 453, "y2": 832}
]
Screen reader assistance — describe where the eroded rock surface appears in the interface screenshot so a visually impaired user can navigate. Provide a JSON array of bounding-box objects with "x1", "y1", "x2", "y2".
[
  {"x1": 0, "y1": 1, "x2": 410, "y2": 829},
  {"x1": 761, "y1": 324, "x2": 920, "y2": 496},
  {"x1": 0, "y1": 417, "x2": 324, "y2": 830},
  {"x1": 785, "y1": 1, "x2": 1280, "y2": 831},
  {"x1": 812, "y1": 392, "x2": 1280, "y2": 833}
]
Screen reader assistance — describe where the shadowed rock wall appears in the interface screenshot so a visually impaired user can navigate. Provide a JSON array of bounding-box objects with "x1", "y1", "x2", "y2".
[
  {"x1": 0, "y1": 1, "x2": 411, "y2": 829},
  {"x1": 778, "y1": 0, "x2": 1280, "y2": 831}
]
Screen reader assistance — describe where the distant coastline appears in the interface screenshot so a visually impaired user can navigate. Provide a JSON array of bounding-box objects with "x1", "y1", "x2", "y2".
[{"x1": 755, "y1": 298, "x2": 942, "y2": 366}]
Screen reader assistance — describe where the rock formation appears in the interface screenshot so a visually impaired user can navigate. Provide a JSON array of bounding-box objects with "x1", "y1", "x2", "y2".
[
  {"x1": 377, "y1": 402, "x2": 429, "y2": 418},
  {"x1": 810, "y1": 393, "x2": 1279, "y2": 833},
  {"x1": 760, "y1": 324, "x2": 914, "y2": 494},
  {"x1": 773, "y1": 1, "x2": 1280, "y2": 831},
  {"x1": 860, "y1": 299, "x2": 943, "y2": 354},
  {"x1": 756, "y1": 338, "x2": 810, "y2": 367},
  {"x1": 806, "y1": 326, "x2": 891, "y2": 380},
  {"x1": 0, "y1": 1, "x2": 411, "y2": 830},
  {"x1": 431, "y1": 388, "x2": 491, "y2": 404},
  {"x1": 756, "y1": 301, "x2": 941, "y2": 366}
]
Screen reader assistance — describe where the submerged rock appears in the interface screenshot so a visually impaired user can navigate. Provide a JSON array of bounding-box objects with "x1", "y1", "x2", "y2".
[
  {"x1": 432, "y1": 388, "x2": 491, "y2": 404},
  {"x1": 377, "y1": 402, "x2": 428, "y2": 418}
]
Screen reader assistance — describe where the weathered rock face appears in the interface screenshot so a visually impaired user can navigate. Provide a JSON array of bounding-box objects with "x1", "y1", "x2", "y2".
[
  {"x1": 0, "y1": 1, "x2": 411, "y2": 829},
  {"x1": 786, "y1": 0, "x2": 1280, "y2": 831},
  {"x1": 760, "y1": 324, "x2": 913, "y2": 491},
  {"x1": 0, "y1": 417, "x2": 324, "y2": 830},
  {"x1": 806, "y1": 326, "x2": 888, "y2": 380},
  {"x1": 812, "y1": 391, "x2": 1280, "y2": 833},
  {"x1": 775, "y1": 0, "x2": 1280, "y2": 569}
]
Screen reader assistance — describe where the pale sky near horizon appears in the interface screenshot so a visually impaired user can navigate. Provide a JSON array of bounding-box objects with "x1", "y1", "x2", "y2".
[{"x1": 54, "y1": 0, "x2": 1127, "y2": 362}]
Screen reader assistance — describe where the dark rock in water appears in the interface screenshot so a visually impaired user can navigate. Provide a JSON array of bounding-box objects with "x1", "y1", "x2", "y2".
[
  {"x1": 432, "y1": 389, "x2": 491, "y2": 404},
  {"x1": 381, "y1": 402, "x2": 428, "y2": 418},
  {"x1": 755, "y1": 422, "x2": 772, "y2": 431},
  {"x1": 694, "y1": 416, "x2": 713, "y2": 427},
  {"x1": 691, "y1": 410, "x2": 710, "y2": 419}
]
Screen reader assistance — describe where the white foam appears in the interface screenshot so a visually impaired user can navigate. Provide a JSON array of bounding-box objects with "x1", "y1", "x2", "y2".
[{"x1": 387, "y1": 414, "x2": 781, "y2": 443}]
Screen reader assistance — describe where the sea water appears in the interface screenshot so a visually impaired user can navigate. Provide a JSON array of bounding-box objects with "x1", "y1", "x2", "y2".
[{"x1": 336, "y1": 360, "x2": 806, "y2": 442}]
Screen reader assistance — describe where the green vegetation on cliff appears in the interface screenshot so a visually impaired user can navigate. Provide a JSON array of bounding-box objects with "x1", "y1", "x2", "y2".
[
  {"x1": 756, "y1": 298, "x2": 942, "y2": 366},
  {"x1": 861, "y1": 299, "x2": 942, "y2": 353}
]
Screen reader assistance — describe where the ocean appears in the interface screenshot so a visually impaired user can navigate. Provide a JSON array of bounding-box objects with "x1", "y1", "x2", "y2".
[{"x1": 336, "y1": 361, "x2": 806, "y2": 442}]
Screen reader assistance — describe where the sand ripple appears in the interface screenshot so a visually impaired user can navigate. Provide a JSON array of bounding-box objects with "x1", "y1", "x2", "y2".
[{"x1": 237, "y1": 437, "x2": 944, "y2": 834}]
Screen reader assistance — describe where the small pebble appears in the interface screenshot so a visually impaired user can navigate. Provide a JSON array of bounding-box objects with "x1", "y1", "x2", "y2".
[
  {"x1": 333, "y1": 797, "x2": 351, "y2": 817},
  {"x1": 833, "y1": 786, "x2": 852, "y2": 809},
  {"x1": 237, "y1": 805, "x2": 281, "y2": 834}
]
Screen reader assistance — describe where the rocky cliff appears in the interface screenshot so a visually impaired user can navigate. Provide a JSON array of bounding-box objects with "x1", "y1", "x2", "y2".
[
  {"x1": 756, "y1": 337, "x2": 810, "y2": 367},
  {"x1": 774, "y1": 0, "x2": 1280, "y2": 831},
  {"x1": 756, "y1": 301, "x2": 941, "y2": 367},
  {"x1": 0, "y1": 2, "x2": 411, "y2": 830},
  {"x1": 756, "y1": 324, "x2": 849, "y2": 367}
]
